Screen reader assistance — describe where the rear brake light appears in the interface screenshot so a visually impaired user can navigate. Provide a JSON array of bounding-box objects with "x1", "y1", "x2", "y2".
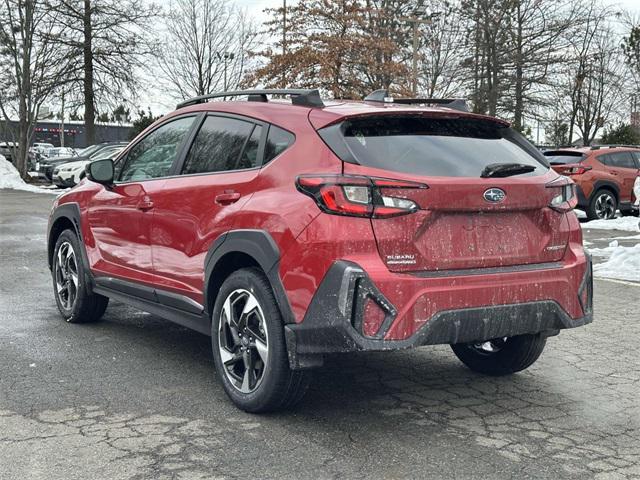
[
  {"x1": 296, "y1": 175, "x2": 427, "y2": 218},
  {"x1": 565, "y1": 166, "x2": 591, "y2": 175},
  {"x1": 546, "y1": 176, "x2": 577, "y2": 212}
]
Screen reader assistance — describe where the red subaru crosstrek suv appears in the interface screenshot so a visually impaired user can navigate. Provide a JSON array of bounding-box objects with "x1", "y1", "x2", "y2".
[
  {"x1": 543, "y1": 146, "x2": 640, "y2": 220},
  {"x1": 48, "y1": 89, "x2": 593, "y2": 412}
]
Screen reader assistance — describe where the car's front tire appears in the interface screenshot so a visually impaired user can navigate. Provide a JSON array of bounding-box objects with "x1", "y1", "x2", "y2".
[
  {"x1": 52, "y1": 229, "x2": 108, "y2": 323},
  {"x1": 211, "y1": 268, "x2": 311, "y2": 413},
  {"x1": 451, "y1": 334, "x2": 547, "y2": 376}
]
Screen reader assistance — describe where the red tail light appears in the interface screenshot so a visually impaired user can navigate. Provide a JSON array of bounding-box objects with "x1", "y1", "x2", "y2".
[
  {"x1": 546, "y1": 176, "x2": 577, "y2": 212},
  {"x1": 558, "y1": 165, "x2": 591, "y2": 175},
  {"x1": 296, "y1": 175, "x2": 428, "y2": 218}
]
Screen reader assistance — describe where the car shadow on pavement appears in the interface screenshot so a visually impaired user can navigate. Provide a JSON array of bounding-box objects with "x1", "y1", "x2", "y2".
[{"x1": 100, "y1": 301, "x2": 572, "y2": 426}]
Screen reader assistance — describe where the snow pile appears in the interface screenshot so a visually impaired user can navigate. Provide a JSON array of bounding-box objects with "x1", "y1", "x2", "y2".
[
  {"x1": 0, "y1": 156, "x2": 58, "y2": 194},
  {"x1": 581, "y1": 216, "x2": 640, "y2": 232},
  {"x1": 593, "y1": 243, "x2": 640, "y2": 282},
  {"x1": 588, "y1": 240, "x2": 621, "y2": 257}
]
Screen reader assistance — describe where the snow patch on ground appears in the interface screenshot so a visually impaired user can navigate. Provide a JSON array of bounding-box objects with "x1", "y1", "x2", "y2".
[
  {"x1": 588, "y1": 240, "x2": 621, "y2": 257},
  {"x1": 592, "y1": 243, "x2": 640, "y2": 282},
  {"x1": 581, "y1": 216, "x2": 640, "y2": 232},
  {"x1": 0, "y1": 157, "x2": 59, "y2": 195}
]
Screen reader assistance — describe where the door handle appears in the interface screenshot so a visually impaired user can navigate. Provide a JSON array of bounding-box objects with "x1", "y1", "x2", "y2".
[
  {"x1": 137, "y1": 196, "x2": 154, "y2": 211},
  {"x1": 215, "y1": 191, "x2": 241, "y2": 205}
]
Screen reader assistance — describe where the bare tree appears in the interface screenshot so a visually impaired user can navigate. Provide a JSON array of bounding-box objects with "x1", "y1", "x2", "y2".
[
  {"x1": 0, "y1": 0, "x2": 71, "y2": 178},
  {"x1": 417, "y1": 1, "x2": 466, "y2": 98},
  {"x1": 556, "y1": 1, "x2": 625, "y2": 145},
  {"x1": 504, "y1": 0, "x2": 577, "y2": 131},
  {"x1": 157, "y1": 0, "x2": 261, "y2": 101},
  {"x1": 460, "y1": 0, "x2": 514, "y2": 116},
  {"x1": 53, "y1": 0, "x2": 158, "y2": 144},
  {"x1": 574, "y1": 33, "x2": 625, "y2": 145}
]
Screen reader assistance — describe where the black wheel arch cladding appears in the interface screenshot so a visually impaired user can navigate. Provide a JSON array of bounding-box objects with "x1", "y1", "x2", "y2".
[
  {"x1": 48, "y1": 203, "x2": 92, "y2": 282},
  {"x1": 204, "y1": 229, "x2": 296, "y2": 324}
]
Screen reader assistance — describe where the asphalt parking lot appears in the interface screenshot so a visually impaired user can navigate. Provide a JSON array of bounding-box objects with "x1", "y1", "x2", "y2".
[{"x1": 1, "y1": 189, "x2": 639, "y2": 480}]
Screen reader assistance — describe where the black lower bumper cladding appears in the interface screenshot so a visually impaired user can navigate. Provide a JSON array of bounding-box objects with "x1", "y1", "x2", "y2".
[{"x1": 284, "y1": 260, "x2": 593, "y2": 369}]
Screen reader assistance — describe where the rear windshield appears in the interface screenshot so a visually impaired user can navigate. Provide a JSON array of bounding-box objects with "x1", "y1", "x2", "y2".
[
  {"x1": 319, "y1": 116, "x2": 549, "y2": 177},
  {"x1": 543, "y1": 151, "x2": 585, "y2": 165}
]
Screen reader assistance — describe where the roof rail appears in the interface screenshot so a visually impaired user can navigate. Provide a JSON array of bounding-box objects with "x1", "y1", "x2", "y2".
[
  {"x1": 590, "y1": 144, "x2": 640, "y2": 150},
  {"x1": 176, "y1": 89, "x2": 325, "y2": 109},
  {"x1": 363, "y1": 89, "x2": 469, "y2": 112}
]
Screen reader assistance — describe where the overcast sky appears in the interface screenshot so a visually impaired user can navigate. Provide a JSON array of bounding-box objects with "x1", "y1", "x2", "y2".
[
  {"x1": 142, "y1": 0, "x2": 640, "y2": 116},
  {"x1": 233, "y1": 0, "x2": 640, "y2": 17}
]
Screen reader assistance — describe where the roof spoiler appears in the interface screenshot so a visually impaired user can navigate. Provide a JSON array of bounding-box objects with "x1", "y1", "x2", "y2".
[
  {"x1": 363, "y1": 89, "x2": 469, "y2": 112},
  {"x1": 176, "y1": 89, "x2": 325, "y2": 109}
]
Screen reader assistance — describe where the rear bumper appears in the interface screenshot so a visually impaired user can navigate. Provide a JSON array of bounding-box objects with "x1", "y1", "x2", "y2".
[{"x1": 285, "y1": 256, "x2": 593, "y2": 369}]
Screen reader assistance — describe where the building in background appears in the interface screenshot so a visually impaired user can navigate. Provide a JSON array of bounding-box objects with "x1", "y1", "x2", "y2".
[{"x1": 0, "y1": 120, "x2": 132, "y2": 148}]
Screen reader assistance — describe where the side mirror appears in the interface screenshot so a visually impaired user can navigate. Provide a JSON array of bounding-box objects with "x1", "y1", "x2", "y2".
[{"x1": 86, "y1": 159, "x2": 114, "y2": 185}]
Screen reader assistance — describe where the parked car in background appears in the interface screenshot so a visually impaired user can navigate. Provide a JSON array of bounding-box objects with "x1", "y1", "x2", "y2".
[
  {"x1": 47, "y1": 88, "x2": 593, "y2": 412},
  {"x1": 43, "y1": 147, "x2": 78, "y2": 159},
  {"x1": 543, "y1": 146, "x2": 640, "y2": 219},
  {"x1": 52, "y1": 144, "x2": 126, "y2": 188},
  {"x1": 1, "y1": 142, "x2": 39, "y2": 171},
  {"x1": 39, "y1": 142, "x2": 128, "y2": 181},
  {"x1": 32, "y1": 143, "x2": 55, "y2": 155},
  {"x1": 0, "y1": 142, "x2": 18, "y2": 162}
]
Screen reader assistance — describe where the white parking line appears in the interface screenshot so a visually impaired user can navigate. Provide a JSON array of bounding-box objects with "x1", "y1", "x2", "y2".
[{"x1": 595, "y1": 277, "x2": 640, "y2": 288}]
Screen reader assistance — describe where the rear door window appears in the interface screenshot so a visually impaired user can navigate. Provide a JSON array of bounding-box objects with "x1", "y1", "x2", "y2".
[
  {"x1": 182, "y1": 116, "x2": 255, "y2": 174},
  {"x1": 607, "y1": 152, "x2": 638, "y2": 169},
  {"x1": 319, "y1": 116, "x2": 548, "y2": 177}
]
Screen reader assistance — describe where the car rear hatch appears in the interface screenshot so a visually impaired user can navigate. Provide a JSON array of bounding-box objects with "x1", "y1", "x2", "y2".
[
  {"x1": 543, "y1": 150, "x2": 588, "y2": 176},
  {"x1": 315, "y1": 113, "x2": 572, "y2": 272}
]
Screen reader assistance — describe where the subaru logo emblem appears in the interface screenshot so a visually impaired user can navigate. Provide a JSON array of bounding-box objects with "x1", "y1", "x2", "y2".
[{"x1": 483, "y1": 188, "x2": 506, "y2": 203}]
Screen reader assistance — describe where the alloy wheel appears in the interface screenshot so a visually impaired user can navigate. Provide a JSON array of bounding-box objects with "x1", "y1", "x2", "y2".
[
  {"x1": 54, "y1": 241, "x2": 79, "y2": 310},
  {"x1": 218, "y1": 289, "x2": 269, "y2": 394},
  {"x1": 594, "y1": 192, "x2": 616, "y2": 219},
  {"x1": 470, "y1": 337, "x2": 508, "y2": 355}
]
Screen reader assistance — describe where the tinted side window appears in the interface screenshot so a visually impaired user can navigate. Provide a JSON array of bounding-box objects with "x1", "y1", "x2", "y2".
[
  {"x1": 182, "y1": 116, "x2": 254, "y2": 174},
  {"x1": 609, "y1": 152, "x2": 636, "y2": 169},
  {"x1": 118, "y1": 117, "x2": 195, "y2": 182},
  {"x1": 632, "y1": 151, "x2": 640, "y2": 167},
  {"x1": 597, "y1": 154, "x2": 611, "y2": 166},
  {"x1": 264, "y1": 126, "x2": 295, "y2": 164},
  {"x1": 237, "y1": 125, "x2": 262, "y2": 170}
]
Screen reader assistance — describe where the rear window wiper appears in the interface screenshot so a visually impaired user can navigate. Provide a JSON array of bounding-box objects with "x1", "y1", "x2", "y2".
[{"x1": 480, "y1": 163, "x2": 536, "y2": 178}]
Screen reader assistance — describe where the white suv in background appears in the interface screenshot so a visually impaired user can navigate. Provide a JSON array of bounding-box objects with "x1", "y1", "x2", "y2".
[{"x1": 52, "y1": 145, "x2": 126, "y2": 188}]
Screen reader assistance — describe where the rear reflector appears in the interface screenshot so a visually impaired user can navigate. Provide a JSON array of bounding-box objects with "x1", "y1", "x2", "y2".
[
  {"x1": 362, "y1": 298, "x2": 387, "y2": 337},
  {"x1": 296, "y1": 175, "x2": 427, "y2": 218}
]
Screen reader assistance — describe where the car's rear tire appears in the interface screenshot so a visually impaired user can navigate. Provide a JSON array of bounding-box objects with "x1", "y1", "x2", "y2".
[
  {"x1": 52, "y1": 229, "x2": 108, "y2": 323},
  {"x1": 587, "y1": 189, "x2": 617, "y2": 220},
  {"x1": 451, "y1": 334, "x2": 547, "y2": 376},
  {"x1": 211, "y1": 268, "x2": 311, "y2": 413}
]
